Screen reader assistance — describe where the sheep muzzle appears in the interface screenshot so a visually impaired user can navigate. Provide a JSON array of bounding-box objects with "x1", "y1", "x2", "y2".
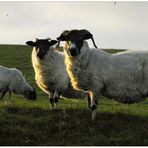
[
  {"x1": 24, "y1": 90, "x2": 37, "y2": 100},
  {"x1": 37, "y1": 52, "x2": 46, "y2": 60},
  {"x1": 68, "y1": 47, "x2": 78, "y2": 57}
]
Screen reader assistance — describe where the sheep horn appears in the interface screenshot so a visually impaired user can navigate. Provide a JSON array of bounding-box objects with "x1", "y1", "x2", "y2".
[
  {"x1": 56, "y1": 40, "x2": 61, "y2": 49},
  {"x1": 91, "y1": 36, "x2": 98, "y2": 48}
]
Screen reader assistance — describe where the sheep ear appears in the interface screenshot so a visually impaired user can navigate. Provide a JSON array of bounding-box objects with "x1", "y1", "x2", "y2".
[
  {"x1": 26, "y1": 41, "x2": 36, "y2": 47},
  {"x1": 57, "y1": 30, "x2": 70, "y2": 41},
  {"x1": 80, "y1": 29, "x2": 98, "y2": 48},
  {"x1": 49, "y1": 40, "x2": 58, "y2": 46},
  {"x1": 47, "y1": 38, "x2": 51, "y2": 41}
]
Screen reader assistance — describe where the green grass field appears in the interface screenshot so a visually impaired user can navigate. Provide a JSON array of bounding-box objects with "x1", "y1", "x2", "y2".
[{"x1": 0, "y1": 45, "x2": 147, "y2": 146}]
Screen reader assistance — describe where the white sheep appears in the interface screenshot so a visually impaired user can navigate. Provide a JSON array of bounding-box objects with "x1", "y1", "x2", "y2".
[
  {"x1": 0, "y1": 65, "x2": 36, "y2": 100},
  {"x1": 26, "y1": 38, "x2": 87, "y2": 109},
  {"x1": 57, "y1": 29, "x2": 148, "y2": 120}
]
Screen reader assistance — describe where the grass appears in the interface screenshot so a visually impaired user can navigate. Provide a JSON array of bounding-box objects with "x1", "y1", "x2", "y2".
[{"x1": 0, "y1": 45, "x2": 147, "y2": 146}]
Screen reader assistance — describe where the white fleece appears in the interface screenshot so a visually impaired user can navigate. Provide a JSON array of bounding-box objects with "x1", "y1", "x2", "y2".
[{"x1": 64, "y1": 41, "x2": 148, "y2": 103}]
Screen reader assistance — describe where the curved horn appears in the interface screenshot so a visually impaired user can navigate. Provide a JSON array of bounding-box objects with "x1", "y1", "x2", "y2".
[
  {"x1": 56, "y1": 40, "x2": 61, "y2": 48},
  {"x1": 91, "y1": 36, "x2": 98, "y2": 48},
  {"x1": 80, "y1": 29, "x2": 93, "y2": 40},
  {"x1": 80, "y1": 29, "x2": 98, "y2": 48}
]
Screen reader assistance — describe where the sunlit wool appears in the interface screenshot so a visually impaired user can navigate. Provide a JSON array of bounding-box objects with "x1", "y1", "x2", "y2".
[
  {"x1": 64, "y1": 41, "x2": 148, "y2": 104},
  {"x1": 32, "y1": 46, "x2": 86, "y2": 99}
]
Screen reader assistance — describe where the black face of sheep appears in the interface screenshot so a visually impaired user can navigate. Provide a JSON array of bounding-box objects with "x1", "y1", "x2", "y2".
[
  {"x1": 26, "y1": 39, "x2": 57, "y2": 60},
  {"x1": 24, "y1": 89, "x2": 37, "y2": 100},
  {"x1": 57, "y1": 29, "x2": 98, "y2": 57}
]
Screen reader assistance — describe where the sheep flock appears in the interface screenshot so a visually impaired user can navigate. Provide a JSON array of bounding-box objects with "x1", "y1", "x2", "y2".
[{"x1": 0, "y1": 29, "x2": 147, "y2": 120}]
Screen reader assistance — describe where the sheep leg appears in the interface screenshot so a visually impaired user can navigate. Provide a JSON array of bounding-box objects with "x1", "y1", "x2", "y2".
[
  {"x1": 89, "y1": 91, "x2": 98, "y2": 121},
  {"x1": 86, "y1": 93, "x2": 91, "y2": 109},
  {"x1": 9, "y1": 91, "x2": 12, "y2": 99},
  {"x1": 0, "y1": 90, "x2": 7, "y2": 99},
  {"x1": 49, "y1": 92, "x2": 54, "y2": 109},
  {"x1": 53, "y1": 90, "x2": 60, "y2": 110}
]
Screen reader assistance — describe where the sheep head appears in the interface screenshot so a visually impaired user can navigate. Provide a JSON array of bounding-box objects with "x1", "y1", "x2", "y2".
[
  {"x1": 57, "y1": 29, "x2": 97, "y2": 57},
  {"x1": 26, "y1": 38, "x2": 57, "y2": 60},
  {"x1": 24, "y1": 88, "x2": 37, "y2": 100}
]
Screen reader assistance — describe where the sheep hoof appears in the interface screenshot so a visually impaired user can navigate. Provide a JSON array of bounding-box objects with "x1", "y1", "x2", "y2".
[
  {"x1": 55, "y1": 103, "x2": 59, "y2": 111},
  {"x1": 91, "y1": 110, "x2": 97, "y2": 121}
]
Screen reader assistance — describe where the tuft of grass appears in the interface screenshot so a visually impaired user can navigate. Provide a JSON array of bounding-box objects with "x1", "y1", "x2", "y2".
[{"x1": 0, "y1": 45, "x2": 147, "y2": 145}]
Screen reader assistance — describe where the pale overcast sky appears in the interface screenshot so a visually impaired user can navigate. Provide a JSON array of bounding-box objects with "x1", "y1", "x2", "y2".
[{"x1": 0, "y1": 1, "x2": 148, "y2": 50}]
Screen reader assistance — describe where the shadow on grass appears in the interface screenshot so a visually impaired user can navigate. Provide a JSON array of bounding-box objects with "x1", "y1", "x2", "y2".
[{"x1": 0, "y1": 106, "x2": 147, "y2": 146}]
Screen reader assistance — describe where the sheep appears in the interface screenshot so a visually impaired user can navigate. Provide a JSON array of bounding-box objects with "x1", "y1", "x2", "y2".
[
  {"x1": 26, "y1": 38, "x2": 87, "y2": 109},
  {"x1": 57, "y1": 29, "x2": 148, "y2": 120},
  {"x1": 0, "y1": 65, "x2": 36, "y2": 100}
]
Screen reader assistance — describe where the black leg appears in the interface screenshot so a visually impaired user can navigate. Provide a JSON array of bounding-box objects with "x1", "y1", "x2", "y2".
[
  {"x1": 0, "y1": 91, "x2": 7, "y2": 99},
  {"x1": 86, "y1": 93, "x2": 91, "y2": 109},
  {"x1": 91, "y1": 104, "x2": 97, "y2": 111},
  {"x1": 54, "y1": 91, "x2": 60, "y2": 110},
  {"x1": 49, "y1": 92, "x2": 54, "y2": 109},
  {"x1": 9, "y1": 91, "x2": 12, "y2": 99},
  {"x1": 54, "y1": 97, "x2": 59, "y2": 104}
]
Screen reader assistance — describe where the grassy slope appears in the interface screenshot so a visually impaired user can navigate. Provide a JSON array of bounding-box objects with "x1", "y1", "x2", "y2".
[{"x1": 0, "y1": 45, "x2": 147, "y2": 146}]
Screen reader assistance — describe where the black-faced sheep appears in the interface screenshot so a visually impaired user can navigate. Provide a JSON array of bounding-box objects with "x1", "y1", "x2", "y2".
[
  {"x1": 57, "y1": 29, "x2": 148, "y2": 120},
  {"x1": 26, "y1": 38, "x2": 86, "y2": 109},
  {"x1": 0, "y1": 65, "x2": 36, "y2": 100}
]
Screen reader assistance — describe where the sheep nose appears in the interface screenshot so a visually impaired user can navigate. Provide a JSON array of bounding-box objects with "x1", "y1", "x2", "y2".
[
  {"x1": 37, "y1": 53, "x2": 45, "y2": 60},
  {"x1": 69, "y1": 47, "x2": 77, "y2": 57},
  {"x1": 27, "y1": 91, "x2": 37, "y2": 100}
]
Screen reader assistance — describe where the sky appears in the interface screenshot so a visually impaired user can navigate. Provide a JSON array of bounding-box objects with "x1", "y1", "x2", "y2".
[{"x1": 0, "y1": 1, "x2": 148, "y2": 50}]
